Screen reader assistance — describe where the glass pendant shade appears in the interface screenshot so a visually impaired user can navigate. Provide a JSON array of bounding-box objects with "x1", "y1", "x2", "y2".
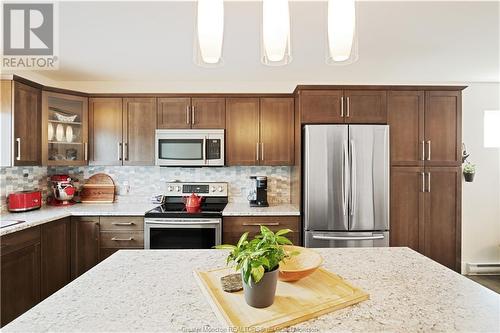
[
  {"x1": 327, "y1": 0, "x2": 358, "y2": 65},
  {"x1": 195, "y1": 0, "x2": 224, "y2": 67},
  {"x1": 261, "y1": 0, "x2": 292, "y2": 66}
]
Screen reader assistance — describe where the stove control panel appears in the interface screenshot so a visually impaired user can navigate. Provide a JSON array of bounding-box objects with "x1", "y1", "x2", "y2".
[{"x1": 164, "y1": 182, "x2": 228, "y2": 197}]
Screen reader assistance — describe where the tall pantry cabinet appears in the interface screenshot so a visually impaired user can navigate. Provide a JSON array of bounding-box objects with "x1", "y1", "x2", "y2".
[{"x1": 388, "y1": 89, "x2": 463, "y2": 271}]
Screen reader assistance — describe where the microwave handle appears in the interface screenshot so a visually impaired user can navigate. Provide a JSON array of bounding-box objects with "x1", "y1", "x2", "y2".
[{"x1": 203, "y1": 136, "x2": 207, "y2": 165}]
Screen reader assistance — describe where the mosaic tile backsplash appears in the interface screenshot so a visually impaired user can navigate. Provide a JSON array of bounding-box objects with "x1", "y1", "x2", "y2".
[{"x1": 0, "y1": 166, "x2": 291, "y2": 211}]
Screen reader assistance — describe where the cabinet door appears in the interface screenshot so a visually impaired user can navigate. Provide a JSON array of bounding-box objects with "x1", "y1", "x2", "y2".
[
  {"x1": 41, "y1": 218, "x2": 70, "y2": 299},
  {"x1": 1, "y1": 230, "x2": 41, "y2": 327},
  {"x1": 300, "y1": 90, "x2": 343, "y2": 124},
  {"x1": 71, "y1": 217, "x2": 100, "y2": 279},
  {"x1": 157, "y1": 98, "x2": 191, "y2": 129},
  {"x1": 13, "y1": 82, "x2": 41, "y2": 166},
  {"x1": 388, "y1": 91, "x2": 424, "y2": 166},
  {"x1": 423, "y1": 167, "x2": 461, "y2": 271},
  {"x1": 424, "y1": 91, "x2": 461, "y2": 166},
  {"x1": 389, "y1": 167, "x2": 424, "y2": 252},
  {"x1": 89, "y1": 98, "x2": 123, "y2": 166},
  {"x1": 344, "y1": 90, "x2": 387, "y2": 124},
  {"x1": 260, "y1": 98, "x2": 294, "y2": 165},
  {"x1": 191, "y1": 98, "x2": 225, "y2": 129},
  {"x1": 225, "y1": 98, "x2": 260, "y2": 165},
  {"x1": 123, "y1": 98, "x2": 156, "y2": 165}
]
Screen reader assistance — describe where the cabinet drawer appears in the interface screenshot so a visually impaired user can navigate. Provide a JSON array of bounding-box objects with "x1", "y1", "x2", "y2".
[
  {"x1": 99, "y1": 217, "x2": 144, "y2": 231},
  {"x1": 1, "y1": 227, "x2": 41, "y2": 256},
  {"x1": 223, "y1": 216, "x2": 301, "y2": 233},
  {"x1": 223, "y1": 231, "x2": 301, "y2": 246},
  {"x1": 72, "y1": 216, "x2": 99, "y2": 223},
  {"x1": 100, "y1": 231, "x2": 144, "y2": 248}
]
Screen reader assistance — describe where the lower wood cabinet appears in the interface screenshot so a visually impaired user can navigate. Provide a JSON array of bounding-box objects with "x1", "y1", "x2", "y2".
[
  {"x1": 1, "y1": 227, "x2": 41, "y2": 327},
  {"x1": 70, "y1": 216, "x2": 100, "y2": 279},
  {"x1": 41, "y1": 217, "x2": 71, "y2": 299},
  {"x1": 223, "y1": 216, "x2": 301, "y2": 246},
  {"x1": 99, "y1": 216, "x2": 144, "y2": 261}
]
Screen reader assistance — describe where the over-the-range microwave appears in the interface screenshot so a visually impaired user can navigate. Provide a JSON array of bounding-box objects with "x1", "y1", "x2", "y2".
[{"x1": 155, "y1": 129, "x2": 224, "y2": 166}]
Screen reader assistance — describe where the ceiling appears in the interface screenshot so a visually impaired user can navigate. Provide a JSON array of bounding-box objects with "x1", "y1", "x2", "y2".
[{"x1": 10, "y1": 1, "x2": 500, "y2": 92}]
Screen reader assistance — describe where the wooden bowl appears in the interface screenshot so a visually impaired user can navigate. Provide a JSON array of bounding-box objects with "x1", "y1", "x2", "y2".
[{"x1": 279, "y1": 246, "x2": 323, "y2": 282}]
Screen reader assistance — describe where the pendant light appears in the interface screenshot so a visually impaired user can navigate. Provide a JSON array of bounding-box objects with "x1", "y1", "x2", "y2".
[
  {"x1": 194, "y1": 0, "x2": 224, "y2": 67},
  {"x1": 327, "y1": 0, "x2": 358, "y2": 65},
  {"x1": 261, "y1": 0, "x2": 292, "y2": 66}
]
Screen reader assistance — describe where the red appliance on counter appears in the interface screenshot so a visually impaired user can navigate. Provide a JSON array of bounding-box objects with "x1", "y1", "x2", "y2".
[
  {"x1": 7, "y1": 190, "x2": 42, "y2": 212},
  {"x1": 48, "y1": 175, "x2": 76, "y2": 206}
]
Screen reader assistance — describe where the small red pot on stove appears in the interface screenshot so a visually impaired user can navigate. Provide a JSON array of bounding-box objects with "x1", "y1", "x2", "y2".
[{"x1": 184, "y1": 193, "x2": 203, "y2": 213}]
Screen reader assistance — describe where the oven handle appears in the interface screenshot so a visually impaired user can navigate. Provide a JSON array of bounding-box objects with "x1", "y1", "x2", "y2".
[{"x1": 145, "y1": 219, "x2": 220, "y2": 225}]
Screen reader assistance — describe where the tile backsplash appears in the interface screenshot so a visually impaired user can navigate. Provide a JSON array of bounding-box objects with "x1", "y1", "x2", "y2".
[{"x1": 1, "y1": 166, "x2": 291, "y2": 211}]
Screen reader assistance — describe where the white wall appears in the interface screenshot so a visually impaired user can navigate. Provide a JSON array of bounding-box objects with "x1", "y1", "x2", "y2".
[{"x1": 461, "y1": 83, "x2": 500, "y2": 272}]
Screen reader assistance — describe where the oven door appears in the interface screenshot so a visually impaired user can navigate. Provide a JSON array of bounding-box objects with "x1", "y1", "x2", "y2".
[{"x1": 144, "y1": 218, "x2": 221, "y2": 249}]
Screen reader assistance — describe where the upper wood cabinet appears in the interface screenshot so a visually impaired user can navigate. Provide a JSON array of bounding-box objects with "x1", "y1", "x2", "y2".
[
  {"x1": 226, "y1": 97, "x2": 294, "y2": 166},
  {"x1": 300, "y1": 90, "x2": 343, "y2": 124},
  {"x1": 70, "y1": 217, "x2": 100, "y2": 279},
  {"x1": 424, "y1": 91, "x2": 461, "y2": 166},
  {"x1": 122, "y1": 98, "x2": 156, "y2": 165},
  {"x1": 388, "y1": 91, "x2": 425, "y2": 166},
  {"x1": 157, "y1": 97, "x2": 225, "y2": 129},
  {"x1": 89, "y1": 98, "x2": 156, "y2": 166},
  {"x1": 42, "y1": 91, "x2": 88, "y2": 166},
  {"x1": 11, "y1": 82, "x2": 42, "y2": 166},
  {"x1": 344, "y1": 90, "x2": 387, "y2": 124}
]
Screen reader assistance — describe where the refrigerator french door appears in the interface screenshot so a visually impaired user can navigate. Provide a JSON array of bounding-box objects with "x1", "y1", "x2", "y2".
[{"x1": 304, "y1": 125, "x2": 389, "y2": 248}]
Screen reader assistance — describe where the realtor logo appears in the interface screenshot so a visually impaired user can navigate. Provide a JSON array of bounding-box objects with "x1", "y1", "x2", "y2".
[{"x1": 1, "y1": 2, "x2": 58, "y2": 69}]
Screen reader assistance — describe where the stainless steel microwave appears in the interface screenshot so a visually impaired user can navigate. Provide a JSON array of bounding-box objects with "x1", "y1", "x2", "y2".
[{"x1": 155, "y1": 129, "x2": 224, "y2": 166}]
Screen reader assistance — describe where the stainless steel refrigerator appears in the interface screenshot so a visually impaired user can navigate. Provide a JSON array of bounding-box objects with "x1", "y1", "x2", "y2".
[{"x1": 304, "y1": 125, "x2": 390, "y2": 248}]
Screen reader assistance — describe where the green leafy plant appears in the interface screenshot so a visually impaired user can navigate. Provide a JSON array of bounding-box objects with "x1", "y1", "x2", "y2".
[
  {"x1": 215, "y1": 226, "x2": 294, "y2": 284},
  {"x1": 463, "y1": 163, "x2": 476, "y2": 174}
]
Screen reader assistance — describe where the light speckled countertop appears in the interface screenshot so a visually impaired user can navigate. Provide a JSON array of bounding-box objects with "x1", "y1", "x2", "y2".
[
  {"x1": 3, "y1": 247, "x2": 499, "y2": 333},
  {"x1": 222, "y1": 202, "x2": 300, "y2": 216}
]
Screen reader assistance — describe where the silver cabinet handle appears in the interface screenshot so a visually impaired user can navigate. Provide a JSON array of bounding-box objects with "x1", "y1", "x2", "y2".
[
  {"x1": 111, "y1": 237, "x2": 133, "y2": 241},
  {"x1": 346, "y1": 97, "x2": 350, "y2": 117},
  {"x1": 117, "y1": 142, "x2": 122, "y2": 161},
  {"x1": 427, "y1": 172, "x2": 431, "y2": 192},
  {"x1": 191, "y1": 106, "x2": 195, "y2": 125},
  {"x1": 84, "y1": 142, "x2": 88, "y2": 160},
  {"x1": 15, "y1": 138, "x2": 21, "y2": 160},
  {"x1": 261, "y1": 142, "x2": 264, "y2": 161},
  {"x1": 426, "y1": 140, "x2": 431, "y2": 161},
  {"x1": 349, "y1": 139, "x2": 357, "y2": 216},
  {"x1": 421, "y1": 141, "x2": 425, "y2": 161},
  {"x1": 186, "y1": 106, "x2": 190, "y2": 124},
  {"x1": 123, "y1": 143, "x2": 129, "y2": 161},
  {"x1": 312, "y1": 234, "x2": 384, "y2": 241},
  {"x1": 256, "y1": 142, "x2": 259, "y2": 161},
  {"x1": 340, "y1": 96, "x2": 344, "y2": 117},
  {"x1": 242, "y1": 222, "x2": 280, "y2": 226},
  {"x1": 112, "y1": 222, "x2": 135, "y2": 226},
  {"x1": 421, "y1": 172, "x2": 425, "y2": 192}
]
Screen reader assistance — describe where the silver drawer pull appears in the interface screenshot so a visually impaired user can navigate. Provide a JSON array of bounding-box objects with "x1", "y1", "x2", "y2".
[
  {"x1": 112, "y1": 222, "x2": 135, "y2": 226},
  {"x1": 111, "y1": 237, "x2": 133, "y2": 241},
  {"x1": 312, "y1": 234, "x2": 384, "y2": 241},
  {"x1": 242, "y1": 222, "x2": 280, "y2": 226}
]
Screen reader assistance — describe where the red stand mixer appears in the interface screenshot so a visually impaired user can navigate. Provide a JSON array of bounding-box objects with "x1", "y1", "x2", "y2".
[{"x1": 48, "y1": 175, "x2": 76, "y2": 206}]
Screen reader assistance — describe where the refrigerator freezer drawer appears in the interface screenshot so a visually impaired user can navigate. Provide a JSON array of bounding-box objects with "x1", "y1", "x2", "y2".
[{"x1": 305, "y1": 231, "x2": 389, "y2": 248}]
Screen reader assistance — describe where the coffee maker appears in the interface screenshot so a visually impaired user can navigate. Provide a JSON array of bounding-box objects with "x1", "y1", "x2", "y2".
[{"x1": 248, "y1": 176, "x2": 269, "y2": 207}]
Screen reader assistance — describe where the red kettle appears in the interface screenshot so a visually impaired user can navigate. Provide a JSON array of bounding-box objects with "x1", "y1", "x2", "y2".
[{"x1": 184, "y1": 193, "x2": 203, "y2": 213}]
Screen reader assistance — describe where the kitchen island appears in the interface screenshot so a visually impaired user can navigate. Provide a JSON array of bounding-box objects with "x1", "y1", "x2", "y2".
[{"x1": 3, "y1": 247, "x2": 499, "y2": 332}]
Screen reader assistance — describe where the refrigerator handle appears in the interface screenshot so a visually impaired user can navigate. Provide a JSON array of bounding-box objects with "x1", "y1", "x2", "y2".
[
  {"x1": 342, "y1": 140, "x2": 349, "y2": 216},
  {"x1": 349, "y1": 139, "x2": 357, "y2": 216},
  {"x1": 312, "y1": 234, "x2": 385, "y2": 241}
]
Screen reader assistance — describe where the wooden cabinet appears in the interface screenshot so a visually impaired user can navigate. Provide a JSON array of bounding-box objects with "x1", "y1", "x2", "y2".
[
  {"x1": 41, "y1": 218, "x2": 70, "y2": 299},
  {"x1": 424, "y1": 91, "x2": 462, "y2": 166},
  {"x1": 122, "y1": 98, "x2": 156, "y2": 165},
  {"x1": 157, "y1": 97, "x2": 225, "y2": 129},
  {"x1": 42, "y1": 91, "x2": 88, "y2": 166},
  {"x1": 423, "y1": 167, "x2": 461, "y2": 270},
  {"x1": 13, "y1": 82, "x2": 42, "y2": 165},
  {"x1": 388, "y1": 91, "x2": 425, "y2": 166},
  {"x1": 89, "y1": 98, "x2": 156, "y2": 166},
  {"x1": 1, "y1": 227, "x2": 41, "y2": 327},
  {"x1": 99, "y1": 216, "x2": 144, "y2": 262},
  {"x1": 390, "y1": 167, "x2": 424, "y2": 251},
  {"x1": 70, "y1": 217, "x2": 100, "y2": 279},
  {"x1": 223, "y1": 216, "x2": 301, "y2": 246},
  {"x1": 226, "y1": 97, "x2": 294, "y2": 166},
  {"x1": 300, "y1": 89, "x2": 387, "y2": 124}
]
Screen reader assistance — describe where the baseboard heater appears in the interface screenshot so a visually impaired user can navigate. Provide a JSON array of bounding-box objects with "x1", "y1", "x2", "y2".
[{"x1": 466, "y1": 263, "x2": 500, "y2": 275}]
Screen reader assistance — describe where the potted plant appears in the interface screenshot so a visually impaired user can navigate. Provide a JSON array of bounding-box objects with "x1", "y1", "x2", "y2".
[
  {"x1": 463, "y1": 163, "x2": 476, "y2": 182},
  {"x1": 215, "y1": 226, "x2": 294, "y2": 308}
]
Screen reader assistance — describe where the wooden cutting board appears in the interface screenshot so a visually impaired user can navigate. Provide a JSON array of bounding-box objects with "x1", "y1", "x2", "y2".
[
  {"x1": 80, "y1": 173, "x2": 115, "y2": 203},
  {"x1": 195, "y1": 267, "x2": 369, "y2": 332}
]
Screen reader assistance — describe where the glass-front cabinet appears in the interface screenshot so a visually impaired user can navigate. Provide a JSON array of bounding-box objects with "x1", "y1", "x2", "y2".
[{"x1": 42, "y1": 91, "x2": 89, "y2": 165}]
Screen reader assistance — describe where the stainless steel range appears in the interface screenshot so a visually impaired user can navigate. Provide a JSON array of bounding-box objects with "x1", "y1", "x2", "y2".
[{"x1": 144, "y1": 182, "x2": 228, "y2": 249}]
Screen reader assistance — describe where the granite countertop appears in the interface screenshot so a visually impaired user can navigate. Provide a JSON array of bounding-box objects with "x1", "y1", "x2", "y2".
[
  {"x1": 3, "y1": 247, "x2": 499, "y2": 333},
  {"x1": 222, "y1": 202, "x2": 300, "y2": 216}
]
